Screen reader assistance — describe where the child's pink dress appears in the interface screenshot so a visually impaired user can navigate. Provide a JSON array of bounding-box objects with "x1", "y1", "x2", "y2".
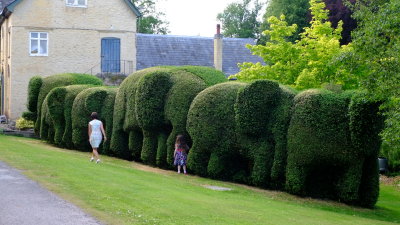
[{"x1": 174, "y1": 144, "x2": 188, "y2": 166}]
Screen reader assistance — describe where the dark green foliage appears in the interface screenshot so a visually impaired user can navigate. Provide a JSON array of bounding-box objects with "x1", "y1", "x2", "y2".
[
  {"x1": 22, "y1": 111, "x2": 37, "y2": 122},
  {"x1": 71, "y1": 87, "x2": 116, "y2": 152},
  {"x1": 40, "y1": 85, "x2": 92, "y2": 147},
  {"x1": 270, "y1": 85, "x2": 297, "y2": 189},
  {"x1": 160, "y1": 66, "x2": 227, "y2": 86},
  {"x1": 111, "y1": 66, "x2": 226, "y2": 164},
  {"x1": 27, "y1": 76, "x2": 43, "y2": 113},
  {"x1": 34, "y1": 73, "x2": 103, "y2": 134},
  {"x1": 111, "y1": 67, "x2": 161, "y2": 160},
  {"x1": 348, "y1": 92, "x2": 384, "y2": 207},
  {"x1": 286, "y1": 89, "x2": 382, "y2": 206},
  {"x1": 235, "y1": 80, "x2": 295, "y2": 188},
  {"x1": 61, "y1": 85, "x2": 93, "y2": 149},
  {"x1": 187, "y1": 82, "x2": 246, "y2": 179},
  {"x1": 136, "y1": 71, "x2": 172, "y2": 165}
]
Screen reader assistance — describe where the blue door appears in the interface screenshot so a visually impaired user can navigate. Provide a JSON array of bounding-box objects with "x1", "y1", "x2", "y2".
[{"x1": 101, "y1": 38, "x2": 120, "y2": 73}]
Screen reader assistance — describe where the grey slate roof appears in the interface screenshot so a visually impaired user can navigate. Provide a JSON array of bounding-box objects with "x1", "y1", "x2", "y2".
[
  {"x1": 0, "y1": 0, "x2": 16, "y2": 12},
  {"x1": 136, "y1": 33, "x2": 263, "y2": 76}
]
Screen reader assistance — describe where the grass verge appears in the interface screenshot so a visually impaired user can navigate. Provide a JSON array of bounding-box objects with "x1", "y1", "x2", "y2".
[{"x1": 0, "y1": 135, "x2": 399, "y2": 225}]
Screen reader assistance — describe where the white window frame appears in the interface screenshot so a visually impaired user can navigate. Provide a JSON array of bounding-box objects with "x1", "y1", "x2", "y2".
[
  {"x1": 29, "y1": 32, "x2": 48, "y2": 57},
  {"x1": 66, "y1": 0, "x2": 87, "y2": 8}
]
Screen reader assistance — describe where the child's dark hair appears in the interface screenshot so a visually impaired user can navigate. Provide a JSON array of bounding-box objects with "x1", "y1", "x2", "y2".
[
  {"x1": 90, "y1": 112, "x2": 99, "y2": 120},
  {"x1": 176, "y1": 134, "x2": 186, "y2": 148}
]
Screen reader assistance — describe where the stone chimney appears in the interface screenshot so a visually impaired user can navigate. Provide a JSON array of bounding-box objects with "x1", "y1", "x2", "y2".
[{"x1": 214, "y1": 24, "x2": 223, "y2": 71}]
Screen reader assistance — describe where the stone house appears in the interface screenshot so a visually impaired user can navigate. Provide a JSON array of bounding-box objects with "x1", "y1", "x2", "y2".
[{"x1": 0, "y1": 0, "x2": 141, "y2": 120}]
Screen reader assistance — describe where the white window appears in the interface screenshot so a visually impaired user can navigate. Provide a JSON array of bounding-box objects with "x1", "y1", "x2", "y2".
[
  {"x1": 66, "y1": 0, "x2": 87, "y2": 7},
  {"x1": 30, "y1": 32, "x2": 48, "y2": 56}
]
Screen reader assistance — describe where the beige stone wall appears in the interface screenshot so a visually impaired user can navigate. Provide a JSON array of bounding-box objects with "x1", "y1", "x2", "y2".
[{"x1": 1, "y1": 0, "x2": 138, "y2": 119}]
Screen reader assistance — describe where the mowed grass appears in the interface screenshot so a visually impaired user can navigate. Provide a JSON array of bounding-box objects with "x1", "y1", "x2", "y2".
[{"x1": 0, "y1": 135, "x2": 399, "y2": 225}]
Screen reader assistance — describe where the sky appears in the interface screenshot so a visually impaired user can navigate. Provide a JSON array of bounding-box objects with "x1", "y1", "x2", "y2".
[{"x1": 156, "y1": 0, "x2": 237, "y2": 37}]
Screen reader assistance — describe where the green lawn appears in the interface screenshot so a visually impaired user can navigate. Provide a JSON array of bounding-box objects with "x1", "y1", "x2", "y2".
[{"x1": 0, "y1": 135, "x2": 399, "y2": 225}]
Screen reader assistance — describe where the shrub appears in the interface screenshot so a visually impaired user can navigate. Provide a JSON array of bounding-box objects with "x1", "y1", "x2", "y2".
[
  {"x1": 41, "y1": 85, "x2": 92, "y2": 147},
  {"x1": 16, "y1": 117, "x2": 34, "y2": 130},
  {"x1": 22, "y1": 111, "x2": 37, "y2": 122},
  {"x1": 285, "y1": 89, "x2": 383, "y2": 207},
  {"x1": 348, "y1": 91, "x2": 384, "y2": 207},
  {"x1": 111, "y1": 67, "x2": 161, "y2": 160},
  {"x1": 72, "y1": 87, "x2": 116, "y2": 152},
  {"x1": 111, "y1": 66, "x2": 227, "y2": 165},
  {"x1": 235, "y1": 80, "x2": 295, "y2": 188},
  {"x1": 26, "y1": 76, "x2": 43, "y2": 114},
  {"x1": 33, "y1": 73, "x2": 103, "y2": 134},
  {"x1": 187, "y1": 82, "x2": 246, "y2": 178}
]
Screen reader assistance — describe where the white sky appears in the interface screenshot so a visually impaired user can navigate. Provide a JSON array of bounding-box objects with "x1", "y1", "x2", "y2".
[{"x1": 156, "y1": 0, "x2": 237, "y2": 37}]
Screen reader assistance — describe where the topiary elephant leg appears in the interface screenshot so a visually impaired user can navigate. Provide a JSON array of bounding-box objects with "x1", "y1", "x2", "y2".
[
  {"x1": 53, "y1": 122, "x2": 64, "y2": 146},
  {"x1": 286, "y1": 164, "x2": 308, "y2": 196},
  {"x1": 207, "y1": 152, "x2": 231, "y2": 179},
  {"x1": 166, "y1": 129, "x2": 178, "y2": 166},
  {"x1": 337, "y1": 160, "x2": 363, "y2": 203},
  {"x1": 129, "y1": 130, "x2": 143, "y2": 161},
  {"x1": 357, "y1": 156, "x2": 379, "y2": 208},
  {"x1": 187, "y1": 144, "x2": 209, "y2": 177},
  {"x1": 141, "y1": 130, "x2": 158, "y2": 166},
  {"x1": 251, "y1": 142, "x2": 275, "y2": 187},
  {"x1": 156, "y1": 132, "x2": 168, "y2": 168}
]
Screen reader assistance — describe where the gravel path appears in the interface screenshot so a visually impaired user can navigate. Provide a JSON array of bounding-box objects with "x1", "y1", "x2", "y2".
[{"x1": 0, "y1": 160, "x2": 102, "y2": 225}]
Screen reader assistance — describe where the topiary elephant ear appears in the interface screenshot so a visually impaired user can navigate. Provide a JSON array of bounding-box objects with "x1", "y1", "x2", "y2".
[{"x1": 235, "y1": 80, "x2": 281, "y2": 136}]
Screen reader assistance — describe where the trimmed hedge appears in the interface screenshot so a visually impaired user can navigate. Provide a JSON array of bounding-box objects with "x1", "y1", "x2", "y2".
[
  {"x1": 111, "y1": 66, "x2": 227, "y2": 164},
  {"x1": 33, "y1": 73, "x2": 103, "y2": 134},
  {"x1": 285, "y1": 89, "x2": 383, "y2": 207},
  {"x1": 187, "y1": 82, "x2": 246, "y2": 178},
  {"x1": 72, "y1": 87, "x2": 117, "y2": 152},
  {"x1": 26, "y1": 76, "x2": 43, "y2": 113},
  {"x1": 111, "y1": 67, "x2": 162, "y2": 160},
  {"x1": 235, "y1": 80, "x2": 295, "y2": 188},
  {"x1": 39, "y1": 85, "x2": 92, "y2": 146}
]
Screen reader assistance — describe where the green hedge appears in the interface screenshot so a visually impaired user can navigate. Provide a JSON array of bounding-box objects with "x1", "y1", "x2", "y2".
[
  {"x1": 72, "y1": 87, "x2": 117, "y2": 152},
  {"x1": 111, "y1": 66, "x2": 227, "y2": 164},
  {"x1": 285, "y1": 89, "x2": 383, "y2": 207},
  {"x1": 235, "y1": 80, "x2": 295, "y2": 188},
  {"x1": 33, "y1": 73, "x2": 103, "y2": 134},
  {"x1": 110, "y1": 67, "x2": 162, "y2": 160},
  {"x1": 39, "y1": 85, "x2": 93, "y2": 146},
  {"x1": 348, "y1": 92, "x2": 384, "y2": 207},
  {"x1": 26, "y1": 76, "x2": 43, "y2": 113},
  {"x1": 187, "y1": 82, "x2": 246, "y2": 178}
]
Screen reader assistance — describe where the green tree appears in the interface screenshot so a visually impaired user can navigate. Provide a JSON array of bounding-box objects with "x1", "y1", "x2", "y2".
[
  {"x1": 232, "y1": 0, "x2": 355, "y2": 89},
  {"x1": 217, "y1": 0, "x2": 263, "y2": 38},
  {"x1": 350, "y1": 0, "x2": 400, "y2": 168},
  {"x1": 260, "y1": 0, "x2": 310, "y2": 42},
  {"x1": 133, "y1": 0, "x2": 169, "y2": 34}
]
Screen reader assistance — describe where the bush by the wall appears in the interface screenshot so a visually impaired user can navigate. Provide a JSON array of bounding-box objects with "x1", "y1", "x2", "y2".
[
  {"x1": 72, "y1": 87, "x2": 116, "y2": 152},
  {"x1": 34, "y1": 73, "x2": 103, "y2": 134},
  {"x1": 26, "y1": 76, "x2": 43, "y2": 114}
]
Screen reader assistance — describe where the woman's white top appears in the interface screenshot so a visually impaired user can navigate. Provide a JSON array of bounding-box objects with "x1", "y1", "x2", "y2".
[{"x1": 89, "y1": 119, "x2": 103, "y2": 148}]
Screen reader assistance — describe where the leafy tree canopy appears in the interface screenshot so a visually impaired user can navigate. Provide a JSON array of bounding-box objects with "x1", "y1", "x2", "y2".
[
  {"x1": 350, "y1": 0, "x2": 400, "y2": 152},
  {"x1": 231, "y1": 0, "x2": 356, "y2": 90},
  {"x1": 217, "y1": 0, "x2": 263, "y2": 38},
  {"x1": 133, "y1": 0, "x2": 169, "y2": 34}
]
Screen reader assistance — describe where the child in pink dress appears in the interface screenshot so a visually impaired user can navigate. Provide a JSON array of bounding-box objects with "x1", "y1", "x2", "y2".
[{"x1": 173, "y1": 135, "x2": 189, "y2": 174}]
